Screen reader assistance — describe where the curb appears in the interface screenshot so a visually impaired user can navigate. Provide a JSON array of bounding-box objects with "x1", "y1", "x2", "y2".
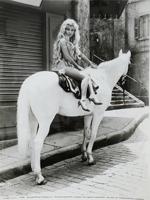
[
  {"x1": 0, "y1": 112, "x2": 148, "y2": 182},
  {"x1": 94, "y1": 112, "x2": 148, "y2": 148}
]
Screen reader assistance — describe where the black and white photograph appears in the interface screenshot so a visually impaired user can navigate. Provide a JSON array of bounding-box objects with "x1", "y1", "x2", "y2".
[{"x1": 0, "y1": 0, "x2": 149, "y2": 199}]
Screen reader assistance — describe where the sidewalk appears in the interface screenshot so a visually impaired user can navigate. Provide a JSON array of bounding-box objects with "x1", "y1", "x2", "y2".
[{"x1": 0, "y1": 107, "x2": 148, "y2": 182}]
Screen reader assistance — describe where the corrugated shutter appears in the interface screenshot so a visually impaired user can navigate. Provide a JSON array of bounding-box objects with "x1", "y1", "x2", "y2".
[{"x1": 0, "y1": 3, "x2": 44, "y2": 106}]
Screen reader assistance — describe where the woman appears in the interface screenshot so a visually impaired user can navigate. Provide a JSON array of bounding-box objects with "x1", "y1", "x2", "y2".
[{"x1": 52, "y1": 18, "x2": 102, "y2": 111}]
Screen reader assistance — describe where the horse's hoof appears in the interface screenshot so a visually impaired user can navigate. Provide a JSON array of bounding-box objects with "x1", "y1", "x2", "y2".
[
  {"x1": 88, "y1": 160, "x2": 96, "y2": 166},
  {"x1": 81, "y1": 155, "x2": 87, "y2": 162},
  {"x1": 37, "y1": 179, "x2": 47, "y2": 185}
]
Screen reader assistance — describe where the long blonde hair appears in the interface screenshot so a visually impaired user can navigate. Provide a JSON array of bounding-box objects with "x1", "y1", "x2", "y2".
[{"x1": 53, "y1": 18, "x2": 81, "y2": 65}]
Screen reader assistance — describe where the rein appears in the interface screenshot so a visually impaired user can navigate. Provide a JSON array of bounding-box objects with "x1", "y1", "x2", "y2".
[
  {"x1": 125, "y1": 74, "x2": 143, "y2": 85},
  {"x1": 92, "y1": 54, "x2": 139, "y2": 82}
]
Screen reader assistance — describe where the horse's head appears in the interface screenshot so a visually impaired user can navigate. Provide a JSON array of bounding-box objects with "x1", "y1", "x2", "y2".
[
  {"x1": 118, "y1": 49, "x2": 131, "y2": 76},
  {"x1": 119, "y1": 49, "x2": 131, "y2": 64}
]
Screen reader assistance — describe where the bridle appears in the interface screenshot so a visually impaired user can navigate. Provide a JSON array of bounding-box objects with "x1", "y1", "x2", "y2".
[{"x1": 92, "y1": 54, "x2": 143, "y2": 104}]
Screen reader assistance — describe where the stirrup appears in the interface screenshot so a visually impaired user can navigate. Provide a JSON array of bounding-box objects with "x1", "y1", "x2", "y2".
[
  {"x1": 91, "y1": 79, "x2": 99, "y2": 90},
  {"x1": 78, "y1": 100, "x2": 91, "y2": 112},
  {"x1": 89, "y1": 95, "x2": 102, "y2": 105},
  {"x1": 93, "y1": 85, "x2": 99, "y2": 90}
]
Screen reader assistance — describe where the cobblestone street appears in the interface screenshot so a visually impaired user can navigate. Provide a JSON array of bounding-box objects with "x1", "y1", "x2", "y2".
[{"x1": 0, "y1": 118, "x2": 149, "y2": 200}]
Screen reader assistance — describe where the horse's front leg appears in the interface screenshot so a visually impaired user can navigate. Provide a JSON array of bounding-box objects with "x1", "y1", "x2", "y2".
[
  {"x1": 86, "y1": 113, "x2": 104, "y2": 165},
  {"x1": 81, "y1": 115, "x2": 93, "y2": 162},
  {"x1": 31, "y1": 121, "x2": 50, "y2": 185}
]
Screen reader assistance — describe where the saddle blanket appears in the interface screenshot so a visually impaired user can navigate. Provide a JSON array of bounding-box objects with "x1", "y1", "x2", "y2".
[
  {"x1": 57, "y1": 72, "x2": 81, "y2": 99},
  {"x1": 55, "y1": 72, "x2": 98, "y2": 99}
]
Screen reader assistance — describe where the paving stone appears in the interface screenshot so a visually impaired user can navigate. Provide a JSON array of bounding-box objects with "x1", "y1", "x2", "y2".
[{"x1": 0, "y1": 108, "x2": 149, "y2": 200}]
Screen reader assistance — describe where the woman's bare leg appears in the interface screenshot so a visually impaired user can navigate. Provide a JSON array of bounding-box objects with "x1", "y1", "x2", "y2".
[
  {"x1": 88, "y1": 79, "x2": 102, "y2": 105},
  {"x1": 64, "y1": 68, "x2": 90, "y2": 111}
]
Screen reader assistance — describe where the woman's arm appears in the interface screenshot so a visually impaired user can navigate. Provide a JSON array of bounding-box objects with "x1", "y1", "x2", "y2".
[
  {"x1": 60, "y1": 39, "x2": 84, "y2": 71},
  {"x1": 80, "y1": 52, "x2": 97, "y2": 69}
]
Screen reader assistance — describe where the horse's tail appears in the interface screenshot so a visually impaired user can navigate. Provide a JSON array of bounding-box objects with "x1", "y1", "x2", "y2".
[{"x1": 17, "y1": 82, "x2": 31, "y2": 158}]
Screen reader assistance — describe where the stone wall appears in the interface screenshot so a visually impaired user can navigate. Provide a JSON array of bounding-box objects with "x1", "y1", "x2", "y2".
[
  {"x1": 75, "y1": 0, "x2": 90, "y2": 57},
  {"x1": 125, "y1": 0, "x2": 150, "y2": 104},
  {"x1": 113, "y1": 10, "x2": 126, "y2": 57},
  {"x1": 90, "y1": 18, "x2": 114, "y2": 63},
  {"x1": 90, "y1": 10, "x2": 126, "y2": 63},
  {"x1": 89, "y1": 1, "x2": 149, "y2": 105}
]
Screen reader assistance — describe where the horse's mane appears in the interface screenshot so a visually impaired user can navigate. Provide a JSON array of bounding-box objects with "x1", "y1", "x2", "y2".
[{"x1": 98, "y1": 57, "x2": 118, "y2": 69}]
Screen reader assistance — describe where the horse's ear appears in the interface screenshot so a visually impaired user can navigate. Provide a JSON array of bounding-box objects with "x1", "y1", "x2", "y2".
[
  {"x1": 119, "y1": 49, "x2": 123, "y2": 56},
  {"x1": 127, "y1": 50, "x2": 131, "y2": 57}
]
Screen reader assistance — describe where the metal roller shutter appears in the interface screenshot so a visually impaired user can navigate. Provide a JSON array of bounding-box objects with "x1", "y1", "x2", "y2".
[{"x1": 0, "y1": 3, "x2": 44, "y2": 106}]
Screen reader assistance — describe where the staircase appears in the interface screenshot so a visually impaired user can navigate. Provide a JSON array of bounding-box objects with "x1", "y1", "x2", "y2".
[{"x1": 108, "y1": 85, "x2": 145, "y2": 110}]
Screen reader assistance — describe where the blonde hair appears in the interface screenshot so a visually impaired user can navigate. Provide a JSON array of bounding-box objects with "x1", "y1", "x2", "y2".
[{"x1": 53, "y1": 18, "x2": 80, "y2": 65}]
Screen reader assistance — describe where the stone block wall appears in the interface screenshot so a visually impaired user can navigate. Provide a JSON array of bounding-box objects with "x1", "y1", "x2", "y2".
[
  {"x1": 75, "y1": 0, "x2": 90, "y2": 57},
  {"x1": 125, "y1": 0, "x2": 149, "y2": 104},
  {"x1": 89, "y1": 0, "x2": 149, "y2": 105},
  {"x1": 90, "y1": 18, "x2": 114, "y2": 63},
  {"x1": 90, "y1": 10, "x2": 126, "y2": 63},
  {"x1": 113, "y1": 10, "x2": 126, "y2": 57}
]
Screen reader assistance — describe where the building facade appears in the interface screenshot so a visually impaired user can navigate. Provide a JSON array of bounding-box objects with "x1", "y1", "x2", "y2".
[
  {"x1": 90, "y1": 0, "x2": 149, "y2": 104},
  {"x1": 125, "y1": 0, "x2": 149, "y2": 104},
  {"x1": 0, "y1": 0, "x2": 90, "y2": 147}
]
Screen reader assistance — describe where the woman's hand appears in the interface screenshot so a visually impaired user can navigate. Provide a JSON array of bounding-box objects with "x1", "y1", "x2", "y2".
[
  {"x1": 76, "y1": 64, "x2": 84, "y2": 71},
  {"x1": 58, "y1": 68, "x2": 65, "y2": 74},
  {"x1": 80, "y1": 52, "x2": 98, "y2": 69},
  {"x1": 89, "y1": 61, "x2": 98, "y2": 69}
]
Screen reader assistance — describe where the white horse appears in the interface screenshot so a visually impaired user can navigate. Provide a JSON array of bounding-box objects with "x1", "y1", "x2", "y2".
[{"x1": 17, "y1": 49, "x2": 131, "y2": 184}]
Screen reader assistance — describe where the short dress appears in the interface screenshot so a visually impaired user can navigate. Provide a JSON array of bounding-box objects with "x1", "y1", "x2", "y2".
[{"x1": 52, "y1": 39, "x2": 81, "y2": 71}]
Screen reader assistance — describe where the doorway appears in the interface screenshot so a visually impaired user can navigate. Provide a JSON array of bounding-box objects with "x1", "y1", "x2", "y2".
[{"x1": 46, "y1": 13, "x2": 64, "y2": 70}]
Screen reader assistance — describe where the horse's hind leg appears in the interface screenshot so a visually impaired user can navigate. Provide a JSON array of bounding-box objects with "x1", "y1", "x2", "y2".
[
  {"x1": 31, "y1": 115, "x2": 55, "y2": 185},
  {"x1": 81, "y1": 115, "x2": 93, "y2": 162}
]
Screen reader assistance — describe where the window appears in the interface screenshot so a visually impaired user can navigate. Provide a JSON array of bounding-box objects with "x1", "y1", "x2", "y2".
[{"x1": 134, "y1": 14, "x2": 150, "y2": 40}]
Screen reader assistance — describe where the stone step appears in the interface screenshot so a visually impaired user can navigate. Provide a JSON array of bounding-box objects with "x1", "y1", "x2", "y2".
[
  {"x1": 111, "y1": 96, "x2": 132, "y2": 100},
  {"x1": 109, "y1": 85, "x2": 145, "y2": 110},
  {"x1": 112, "y1": 90, "x2": 123, "y2": 94},
  {"x1": 112, "y1": 88, "x2": 120, "y2": 91},
  {"x1": 111, "y1": 99, "x2": 136, "y2": 105},
  {"x1": 108, "y1": 102, "x2": 145, "y2": 110},
  {"x1": 112, "y1": 92, "x2": 128, "y2": 96},
  {"x1": 0, "y1": 138, "x2": 17, "y2": 150}
]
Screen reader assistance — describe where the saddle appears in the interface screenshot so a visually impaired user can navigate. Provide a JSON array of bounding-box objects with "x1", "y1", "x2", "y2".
[
  {"x1": 57, "y1": 72, "x2": 81, "y2": 99},
  {"x1": 56, "y1": 72, "x2": 98, "y2": 99}
]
